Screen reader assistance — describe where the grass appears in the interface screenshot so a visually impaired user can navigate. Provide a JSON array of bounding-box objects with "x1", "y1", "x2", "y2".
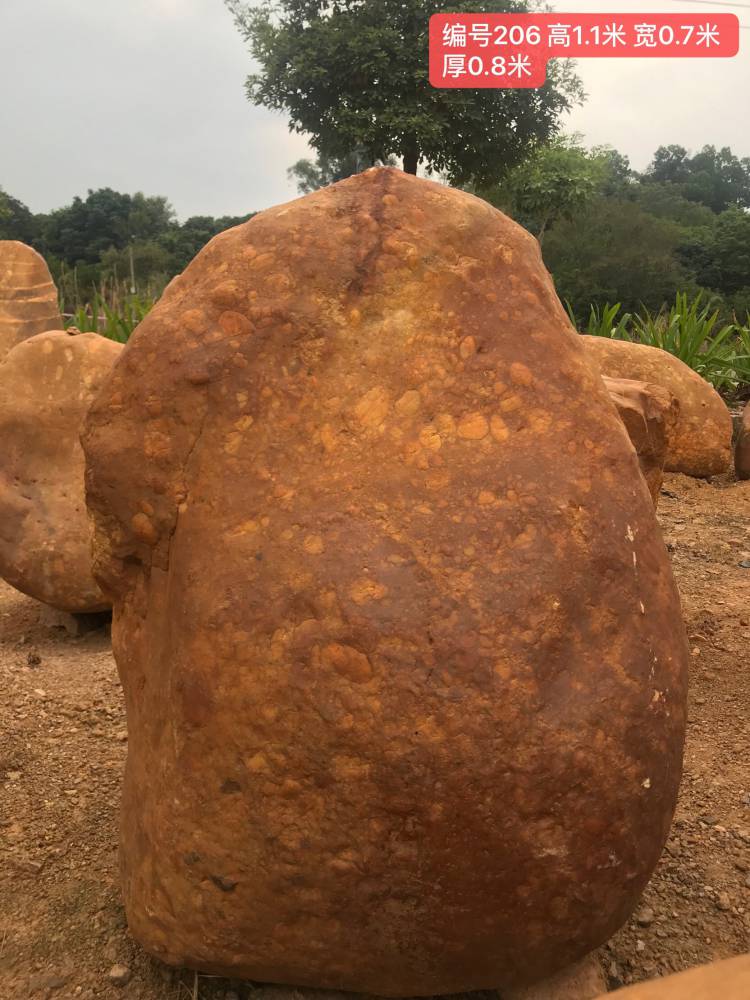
[
  {"x1": 60, "y1": 277, "x2": 158, "y2": 343},
  {"x1": 568, "y1": 292, "x2": 750, "y2": 395},
  {"x1": 67, "y1": 291, "x2": 153, "y2": 343}
]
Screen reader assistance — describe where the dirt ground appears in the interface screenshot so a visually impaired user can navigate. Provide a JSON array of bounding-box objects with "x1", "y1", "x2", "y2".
[{"x1": 1, "y1": 472, "x2": 748, "y2": 1000}]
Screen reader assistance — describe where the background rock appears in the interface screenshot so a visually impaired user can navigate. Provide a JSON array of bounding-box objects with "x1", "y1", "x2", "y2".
[
  {"x1": 603, "y1": 376, "x2": 679, "y2": 506},
  {"x1": 0, "y1": 240, "x2": 62, "y2": 361},
  {"x1": 0, "y1": 329, "x2": 122, "y2": 612},
  {"x1": 584, "y1": 338, "x2": 732, "y2": 478}
]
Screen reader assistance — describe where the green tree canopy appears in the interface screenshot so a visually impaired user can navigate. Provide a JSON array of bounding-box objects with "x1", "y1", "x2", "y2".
[
  {"x1": 41, "y1": 188, "x2": 176, "y2": 265},
  {"x1": 482, "y1": 138, "x2": 610, "y2": 243},
  {"x1": 0, "y1": 188, "x2": 37, "y2": 243},
  {"x1": 543, "y1": 195, "x2": 689, "y2": 317},
  {"x1": 645, "y1": 144, "x2": 750, "y2": 213},
  {"x1": 226, "y1": 0, "x2": 583, "y2": 185}
]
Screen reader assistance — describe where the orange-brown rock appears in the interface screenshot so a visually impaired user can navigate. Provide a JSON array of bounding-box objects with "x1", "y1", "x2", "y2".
[
  {"x1": 584, "y1": 338, "x2": 732, "y2": 478},
  {"x1": 603, "y1": 376, "x2": 679, "y2": 506},
  {"x1": 595, "y1": 955, "x2": 750, "y2": 999},
  {"x1": 735, "y1": 402, "x2": 750, "y2": 480},
  {"x1": 0, "y1": 240, "x2": 63, "y2": 361},
  {"x1": 0, "y1": 329, "x2": 122, "y2": 612},
  {"x1": 82, "y1": 168, "x2": 689, "y2": 996}
]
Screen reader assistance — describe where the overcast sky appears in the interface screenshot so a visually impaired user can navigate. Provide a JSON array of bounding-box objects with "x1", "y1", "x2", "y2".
[{"x1": 0, "y1": 0, "x2": 748, "y2": 221}]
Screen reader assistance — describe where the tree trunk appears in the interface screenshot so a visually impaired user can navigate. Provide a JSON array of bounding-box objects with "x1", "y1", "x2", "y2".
[{"x1": 403, "y1": 145, "x2": 419, "y2": 175}]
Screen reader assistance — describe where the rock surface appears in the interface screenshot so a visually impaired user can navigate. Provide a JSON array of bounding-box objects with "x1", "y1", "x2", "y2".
[
  {"x1": 82, "y1": 168, "x2": 689, "y2": 996},
  {"x1": 735, "y1": 401, "x2": 750, "y2": 480},
  {"x1": 595, "y1": 955, "x2": 750, "y2": 999},
  {"x1": 0, "y1": 240, "x2": 62, "y2": 361},
  {"x1": 584, "y1": 338, "x2": 732, "y2": 478},
  {"x1": 603, "y1": 376, "x2": 678, "y2": 506},
  {"x1": 0, "y1": 329, "x2": 122, "y2": 612}
]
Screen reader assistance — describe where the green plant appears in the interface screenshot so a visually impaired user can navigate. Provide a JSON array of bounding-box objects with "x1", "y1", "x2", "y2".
[
  {"x1": 567, "y1": 300, "x2": 632, "y2": 340},
  {"x1": 631, "y1": 292, "x2": 750, "y2": 392},
  {"x1": 68, "y1": 289, "x2": 154, "y2": 343}
]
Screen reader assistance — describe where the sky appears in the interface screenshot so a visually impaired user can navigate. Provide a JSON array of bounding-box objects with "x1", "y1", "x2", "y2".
[{"x1": 0, "y1": 0, "x2": 748, "y2": 221}]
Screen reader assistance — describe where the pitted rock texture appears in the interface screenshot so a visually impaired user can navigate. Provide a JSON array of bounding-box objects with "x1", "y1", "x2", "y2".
[
  {"x1": 584, "y1": 338, "x2": 732, "y2": 478},
  {"x1": 735, "y1": 401, "x2": 750, "y2": 480},
  {"x1": 0, "y1": 329, "x2": 122, "y2": 612},
  {"x1": 0, "y1": 240, "x2": 62, "y2": 361},
  {"x1": 603, "y1": 376, "x2": 679, "y2": 506},
  {"x1": 594, "y1": 955, "x2": 750, "y2": 999},
  {"x1": 82, "y1": 168, "x2": 689, "y2": 997}
]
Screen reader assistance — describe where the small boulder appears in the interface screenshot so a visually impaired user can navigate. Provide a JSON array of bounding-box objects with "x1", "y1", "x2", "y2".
[
  {"x1": 603, "y1": 376, "x2": 678, "y2": 506},
  {"x1": 584, "y1": 338, "x2": 732, "y2": 478},
  {"x1": 735, "y1": 401, "x2": 750, "y2": 480},
  {"x1": 595, "y1": 954, "x2": 750, "y2": 999},
  {"x1": 0, "y1": 329, "x2": 122, "y2": 612},
  {"x1": 0, "y1": 240, "x2": 63, "y2": 361}
]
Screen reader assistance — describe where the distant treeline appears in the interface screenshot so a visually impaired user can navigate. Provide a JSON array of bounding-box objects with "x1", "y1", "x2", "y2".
[{"x1": 0, "y1": 186, "x2": 254, "y2": 311}]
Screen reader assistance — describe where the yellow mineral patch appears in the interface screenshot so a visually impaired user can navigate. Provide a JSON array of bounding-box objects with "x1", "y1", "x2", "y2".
[
  {"x1": 459, "y1": 336, "x2": 476, "y2": 359},
  {"x1": 245, "y1": 752, "x2": 270, "y2": 773},
  {"x1": 224, "y1": 432, "x2": 243, "y2": 455},
  {"x1": 478, "y1": 491, "x2": 497, "y2": 506},
  {"x1": 321, "y1": 643, "x2": 373, "y2": 683},
  {"x1": 435, "y1": 413, "x2": 456, "y2": 437},
  {"x1": 219, "y1": 311, "x2": 252, "y2": 337},
  {"x1": 211, "y1": 281, "x2": 241, "y2": 308},
  {"x1": 350, "y1": 578, "x2": 388, "y2": 604},
  {"x1": 353, "y1": 387, "x2": 390, "y2": 429},
  {"x1": 131, "y1": 512, "x2": 157, "y2": 545},
  {"x1": 419, "y1": 425, "x2": 442, "y2": 452},
  {"x1": 395, "y1": 389, "x2": 422, "y2": 416},
  {"x1": 227, "y1": 520, "x2": 259, "y2": 537},
  {"x1": 303, "y1": 534, "x2": 324, "y2": 555},
  {"x1": 491, "y1": 415, "x2": 510, "y2": 443},
  {"x1": 510, "y1": 362, "x2": 534, "y2": 387},
  {"x1": 181, "y1": 309, "x2": 206, "y2": 334},
  {"x1": 500, "y1": 395, "x2": 522, "y2": 414},
  {"x1": 320, "y1": 424, "x2": 337, "y2": 452},
  {"x1": 457, "y1": 412, "x2": 489, "y2": 440},
  {"x1": 528, "y1": 410, "x2": 552, "y2": 434}
]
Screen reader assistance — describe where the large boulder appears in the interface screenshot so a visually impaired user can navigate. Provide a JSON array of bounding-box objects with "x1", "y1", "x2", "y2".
[
  {"x1": 0, "y1": 240, "x2": 63, "y2": 361},
  {"x1": 735, "y1": 401, "x2": 750, "y2": 480},
  {"x1": 0, "y1": 329, "x2": 122, "y2": 612},
  {"x1": 602, "y1": 376, "x2": 679, "y2": 506},
  {"x1": 584, "y1": 337, "x2": 732, "y2": 478},
  {"x1": 82, "y1": 168, "x2": 689, "y2": 996},
  {"x1": 595, "y1": 955, "x2": 750, "y2": 999}
]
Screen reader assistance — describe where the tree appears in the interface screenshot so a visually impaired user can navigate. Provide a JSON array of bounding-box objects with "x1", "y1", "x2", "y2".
[
  {"x1": 542, "y1": 196, "x2": 689, "y2": 317},
  {"x1": 287, "y1": 149, "x2": 397, "y2": 194},
  {"x1": 41, "y1": 188, "x2": 175, "y2": 265},
  {"x1": 226, "y1": 0, "x2": 583, "y2": 185},
  {"x1": 0, "y1": 188, "x2": 37, "y2": 243},
  {"x1": 645, "y1": 144, "x2": 750, "y2": 214},
  {"x1": 483, "y1": 139, "x2": 609, "y2": 243},
  {"x1": 159, "y1": 213, "x2": 255, "y2": 273},
  {"x1": 679, "y1": 208, "x2": 750, "y2": 298}
]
